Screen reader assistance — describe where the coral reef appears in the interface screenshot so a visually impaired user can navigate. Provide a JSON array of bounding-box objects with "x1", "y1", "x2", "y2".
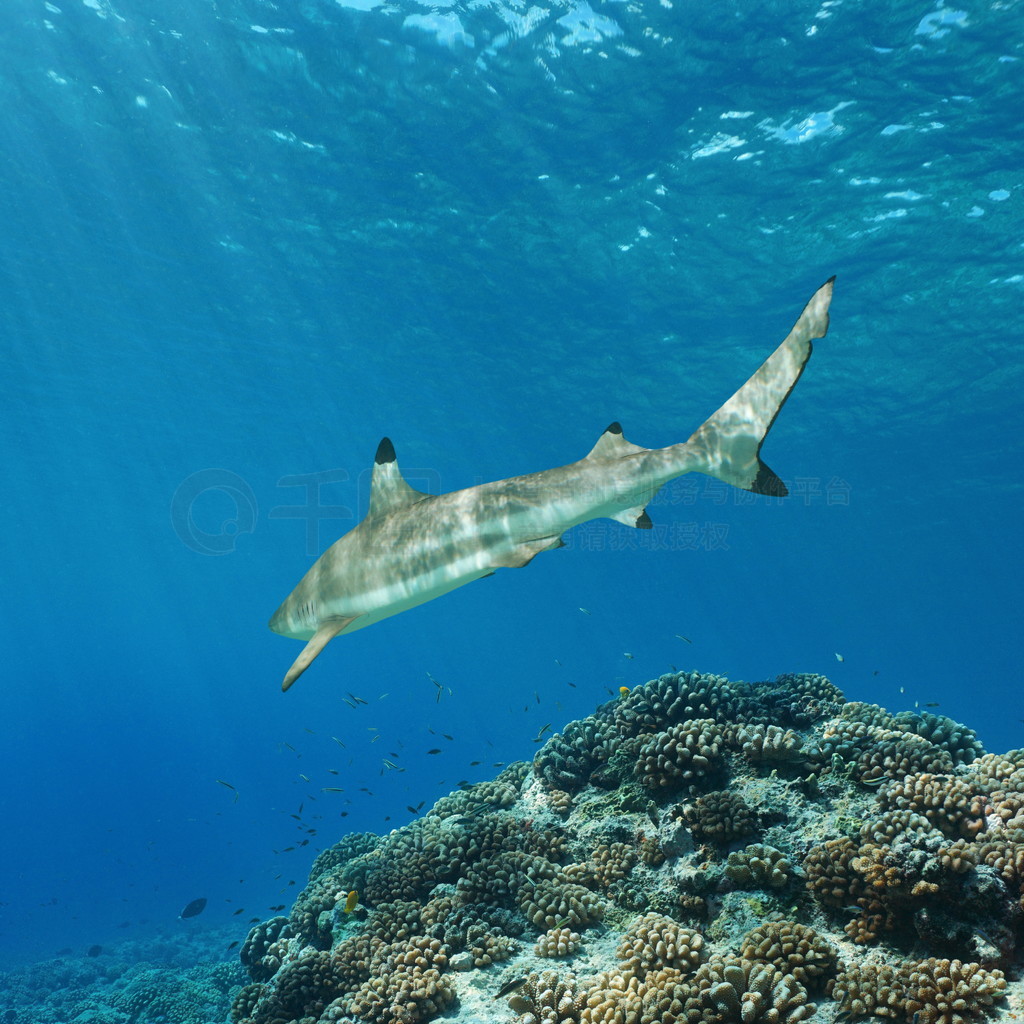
[{"x1": 226, "y1": 670, "x2": 1024, "y2": 1024}]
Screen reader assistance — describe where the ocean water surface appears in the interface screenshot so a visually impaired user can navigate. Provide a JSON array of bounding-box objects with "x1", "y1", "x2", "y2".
[{"x1": 1, "y1": 0, "x2": 1021, "y2": 983}]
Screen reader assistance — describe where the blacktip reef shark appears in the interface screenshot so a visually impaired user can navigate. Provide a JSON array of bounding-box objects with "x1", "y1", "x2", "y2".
[{"x1": 271, "y1": 278, "x2": 835, "y2": 691}]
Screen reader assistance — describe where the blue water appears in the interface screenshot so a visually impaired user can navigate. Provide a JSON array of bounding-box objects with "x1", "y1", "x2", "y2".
[{"x1": 1, "y1": 0, "x2": 1021, "y2": 970}]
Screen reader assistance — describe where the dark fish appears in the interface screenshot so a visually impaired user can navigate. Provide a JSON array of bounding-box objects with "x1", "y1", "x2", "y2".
[
  {"x1": 427, "y1": 749, "x2": 442, "y2": 755},
  {"x1": 87, "y1": 944, "x2": 103, "y2": 957},
  {"x1": 249, "y1": 917, "x2": 261, "y2": 924},
  {"x1": 233, "y1": 908, "x2": 245, "y2": 916},
  {"x1": 179, "y1": 897, "x2": 207, "y2": 919},
  {"x1": 269, "y1": 905, "x2": 286, "y2": 911},
  {"x1": 442, "y1": 734, "x2": 454, "y2": 741},
  {"x1": 494, "y1": 976, "x2": 528, "y2": 1000},
  {"x1": 923, "y1": 701, "x2": 941, "y2": 708},
  {"x1": 227, "y1": 940, "x2": 240, "y2": 950},
  {"x1": 406, "y1": 805, "x2": 418, "y2": 814}
]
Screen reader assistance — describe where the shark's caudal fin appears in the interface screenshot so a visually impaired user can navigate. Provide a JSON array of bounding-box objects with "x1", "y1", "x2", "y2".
[{"x1": 685, "y1": 277, "x2": 834, "y2": 496}]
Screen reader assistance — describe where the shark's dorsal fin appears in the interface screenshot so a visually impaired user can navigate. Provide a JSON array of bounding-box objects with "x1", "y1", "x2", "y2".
[
  {"x1": 370, "y1": 437, "x2": 428, "y2": 516},
  {"x1": 586, "y1": 422, "x2": 648, "y2": 461}
]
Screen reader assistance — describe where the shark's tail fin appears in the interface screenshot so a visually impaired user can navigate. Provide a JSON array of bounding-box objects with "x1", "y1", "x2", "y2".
[{"x1": 685, "y1": 277, "x2": 834, "y2": 497}]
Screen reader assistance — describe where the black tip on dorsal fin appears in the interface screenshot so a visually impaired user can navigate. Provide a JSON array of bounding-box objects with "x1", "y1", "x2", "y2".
[
  {"x1": 606, "y1": 422, "x2": 622, "y2": 435},
  {"x1": 375, "y1": 437, "x2": 396, "y2": 465}
]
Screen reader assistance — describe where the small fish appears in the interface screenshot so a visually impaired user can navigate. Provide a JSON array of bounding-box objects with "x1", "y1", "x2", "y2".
[
  {"x1": 442, "y1": 734, "x2": 454, "y2": 741},
  {"x1": 899, "y1": 686, "x2": 905, "y2": 694},
  {"x1": 341, "y1": 890, "x2": 359, "y2": 913},
  {"x1": 469, "y1": 760, "x2": 481, "y2": 766},
  {"x1": 382, "y1": 759, "x2": 398, "y2": 770},
  {"x1": 348, "y1": 692, "x2": 369, "y2": 705},
  {"x1": 283, "y1": 743, "x2": 296, "y2": 752},
  {"x1": 427, "y1": 748, "x2": 442, "y2": 755},
  {"x1": 675, "y1": 634, "x2": 692, "y2": 644},
  {"x1": 406, "y1": 805, "x2": 418, "y2": 814},
  {"x1": 269, "y1": 905, "x2": 286, "y2": 912},
  {"x1": 321, "y1": 787, "x2": 345, "y2": 793},
  {"x1": 494, "y1": 976, "x2": 528, "y2": 1000},
  {"x1": 619, "y1": 686, "x2": 630, "y2": 697},
  {"x1": 579, "y1": 607, "x2": 591, "y2": 615},
  {"x1": 87, "y1": 944, "x2": 103, "y2": 957},
  {"x1": 532, "y1": 723, "x2": 552, "y2": 743},
  {"x1": 861, "y1": 776, "x2": 885, "y2": 787},
  {"x1": 227, "y1": 940, "x2": 240, "y2": 950},
  {"x1": 299, "y1": 774, "x2": 310, "y2": 782},
  {"x1": 342, "y1": 698, "x2": 356, "y2": 709},
  {"x1": 179, "y1": 897, "x2": 207, "y2": 919},
  {"x1": 923, "y1": 701, "x2": 941, "y2": 708},
  {"x1": 623, "y1": 652, "x2": 634, "y2": 660},
  {"x1": 216, "y1": 779, "x2": 240, "y2": 802},
  {"x1": 304, "y1": 727, "x2": 316, "y2": 734},
  {"x1": 834, "y1": 652, "x2": 844, "y2": 662},
  {"x1": 331, "y1": 737, "x2": 347, "y2": 748},
  {"x1": 232, "y1": 908, "x2": 245, "y2": 916},
  {"x1": 249, "y1": 917, "x2": 261, "y2": 923}
]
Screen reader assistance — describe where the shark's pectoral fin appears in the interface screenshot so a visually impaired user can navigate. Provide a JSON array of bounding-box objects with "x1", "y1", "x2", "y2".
[
  {"x1": 609, "y1": 506, "x2": 653, "y2": 529},
  {"x1": 493, "y1": 535, "x2": 565, "y2": 569},
  {"x1": 282, "y1": 616, "x2": 358, "y2": 692}
]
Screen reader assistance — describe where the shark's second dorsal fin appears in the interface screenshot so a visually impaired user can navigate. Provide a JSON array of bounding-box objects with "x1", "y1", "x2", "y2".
[
  {"x1": 370, "y1": 438, "x2": 428, "y2": 516},
  {"x1": 586, "y1": 421, "x2": 648, "y2": 461}
]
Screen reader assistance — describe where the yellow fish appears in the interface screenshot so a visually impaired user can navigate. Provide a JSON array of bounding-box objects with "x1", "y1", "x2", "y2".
[
  {"x1": 342, "y1": 890, "x2": 359, "y2": 914},
  {"x1": 619, "y1": 686, "x2": 630, "y2": 697}
]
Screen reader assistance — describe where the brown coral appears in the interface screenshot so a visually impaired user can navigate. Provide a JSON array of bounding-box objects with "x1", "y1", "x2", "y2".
[
  {"x1": 634, "y1": 719, "x2": 726, "y2": 792},
  {"x1": 683, "y1": 791, "x2": 758, "y2": 845}
]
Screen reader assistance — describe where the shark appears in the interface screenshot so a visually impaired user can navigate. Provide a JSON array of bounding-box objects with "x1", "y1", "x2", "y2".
[{"x1": 270, "y1": 278, "x2": 835, "y2": 690}]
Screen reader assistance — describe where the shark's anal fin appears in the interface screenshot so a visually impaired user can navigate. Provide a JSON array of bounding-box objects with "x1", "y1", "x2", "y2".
[
  {"x1": 610, "y1": 507, "x2": 654, "y2": 529},
  {"x1": 282, "y1": 616, "x2": 357, "y2": 692},
  {"x1": 492, "y1": 535, "x2": 565, "y2": 569},
  {"x1": 369, "y1": 438, "x2": 429, "y2": 516}
]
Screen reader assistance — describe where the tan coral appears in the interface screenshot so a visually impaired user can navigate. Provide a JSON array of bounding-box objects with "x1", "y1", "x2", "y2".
[
  {"x1": 724, "y1": 844, "x2": 792, "y2": 890},
  {"x1": 832, "y1": 962, "x2": 906, "y2": 1019},
  {"x1": 739, "y1": 921, "x2": 838, "y2": 991},
  {"x1": 616, "y1": 912, "x2": 707, "y2": 979},
  {"x1": 536, "y1": 926, "x2": 582, "y2": 958},
  {"x1": 904, "y1": 958, "x2": 1007, "y2": 1024},
  {"x1": 736, "y1": 723, "x2": 804, "y2": 763}
]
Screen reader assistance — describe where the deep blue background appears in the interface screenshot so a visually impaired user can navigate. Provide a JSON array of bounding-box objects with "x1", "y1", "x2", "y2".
[{"x1": 1, "y1": 0, "x2": 1021, "y2": 964}]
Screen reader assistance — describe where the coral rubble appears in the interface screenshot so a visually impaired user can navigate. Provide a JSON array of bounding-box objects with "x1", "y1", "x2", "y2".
[{"x1": 229, "y1": 670, "x2": 1024, "y2": 1024}]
